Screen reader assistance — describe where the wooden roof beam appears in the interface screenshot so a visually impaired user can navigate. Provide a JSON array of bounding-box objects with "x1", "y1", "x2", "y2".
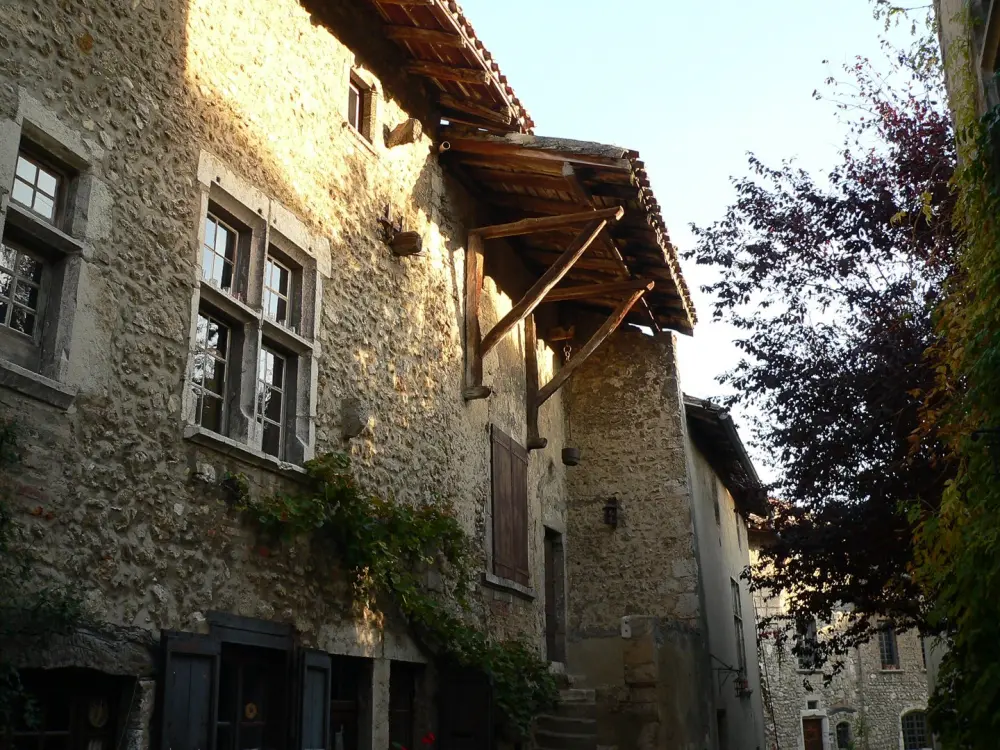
[
  {"x1": 406, "y1": 61, "x2": 491, "y2": 84},
  {"x1": 386, "y1": 25, "x2": 468, "y2": 47},
  {"x1": 471, "y1": 206, "x2": 623, "y2": 240},
  {"x1": 377, "y1": 0, "x2": 435, "y2": 4},
  {"x1": 439, "y1": 93, "x2": 514, "y2": 126},
  {"x1": 536, "y1": 287, "x2": 649, "y2": 406},
  {"x1": 544, "y1": 279, "x2": 654, "y2": 303},
  {"x1": 481, "y1": 218, "x2": 608, "y2": 356}
]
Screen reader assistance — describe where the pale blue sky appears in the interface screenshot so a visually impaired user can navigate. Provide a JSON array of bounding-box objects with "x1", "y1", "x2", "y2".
[{"x1": 459, "y1": 0, "x2": 905, "y2": 474}]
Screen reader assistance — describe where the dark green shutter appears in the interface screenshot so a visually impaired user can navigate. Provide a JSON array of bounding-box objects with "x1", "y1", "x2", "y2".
[
  {"x1": 161, "y1": 632, "x2": 220, "y2": 750},
  {"x1": 300, "y1": 650, "x2": 332, "y2": 750}
]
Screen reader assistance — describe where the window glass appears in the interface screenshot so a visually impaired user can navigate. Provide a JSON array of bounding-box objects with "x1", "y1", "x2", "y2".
[
  {"x1": 0, "y1": 242, "x2": 44, "y2": 337},
  {"x1": 389, "y1": 663, "x2": 417, "y2": 750},
  {"x1": 216, "y1": 646, "x2": 286, "y2": 750},
  {"x1": 11, "y1": 153, "x2": 60, "y2": 222},
  {"x1": 10, "y1": 669, "x2": 122, "y2": 750},
  {"x1": 797, "y1": 619, "x2": 819, "y2": 671},
  {"x1": 202, "y1": 213, "x2": 239, "y2": 296},
  {"x1": 262, "y1": 256, "x2": 292, "y2": 326},
  {"x1": 330, "y1": 657, "x2": 365, "y2": 750},
  {"x1": 192, "y1": 312, "x2": 230, "y2": 433},
  {"x1": 879, "y1": 624, "x2": 899, "y2": 669},
  {"x1": 901, "y1": 711, "x2": 929, "y2": 750},
  {"x1": 348, "y1": 82, "x2": 362, "y2": 132},
  {"x1": 836, "y1": 720, "x2": 851, "y2": 749},
  {"x1": 256, "y1": 347, "x2": 286, "y2": 458}
]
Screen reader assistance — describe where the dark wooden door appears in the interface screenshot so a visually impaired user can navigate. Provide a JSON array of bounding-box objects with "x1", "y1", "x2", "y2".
[
  {"x1": 544, "y1": 533, "x2": 557, "y2": 660},
  {"x1": 438, "y1": 667, "x2": 492, "y2": 750},
  {"x1": 802, "y1": 718, "x2": 824, "y2": 750}
]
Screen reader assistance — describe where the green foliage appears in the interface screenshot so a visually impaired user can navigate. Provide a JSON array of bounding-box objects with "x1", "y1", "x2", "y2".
[
  {"x1": 240, "y1": 453, "x2": 557, "y2": 738},
  {"x1": 0, "y1": 418, "x2": 83, "y2": 729},
  {"x1": 912, "y1": 5, "x2": 1000, "y2": 743}
]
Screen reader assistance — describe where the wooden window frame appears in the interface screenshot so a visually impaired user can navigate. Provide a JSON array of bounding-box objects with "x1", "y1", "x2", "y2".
[
  {"x1": 731, "y1": 578, "x2": 747, "y2": 672},
  {"x1": 346, "y1": 74, "x2": 375, "y2": 143},
  {"x1": 490, "y1": 425, "x2": 529, "y2": 587},
  {"x1": 262, "y1": 250, "x2": 298, "y2": 331},
  {"x1": 797, "y1": 618, "x2": 820, "y2": 672},
  {"x1": 900, "y1": 710, "x2": 929, "y2": 750},
  {"x1": 191, "y1": 308, "x2": 233, "y2": 435},
  {"x1": 10, "y1": 147, "x2": 70, "y2": 228},
  {"x1": 256, "y1": 344, "x2": 289, "y2": 460}
]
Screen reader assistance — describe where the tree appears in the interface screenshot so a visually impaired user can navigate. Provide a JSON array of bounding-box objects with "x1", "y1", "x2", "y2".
[{"x1": 686, "y1": 53, "x2": 957, "y2": 664}]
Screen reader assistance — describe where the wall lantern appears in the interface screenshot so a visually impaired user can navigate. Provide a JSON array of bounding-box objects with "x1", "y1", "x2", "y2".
[
  {"x1": 603, "y1": 497, "x2": 619, "y2": 528},
  {"x1": 561, "y1": 447, "x2": 581, "y2": 466},
  {"x1": 378, "y1": 204, "x2": 422, "y2": 257}
]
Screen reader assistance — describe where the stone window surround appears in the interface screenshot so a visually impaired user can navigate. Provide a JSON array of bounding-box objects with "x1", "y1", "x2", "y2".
[
  {"x1": 0, "y1": 90, "x2": 112, "y2": 411},
  {"x1": 799, "y1": 707, "x2": 830, "y2": 750},
  {"x1": 183, "y1": 151, "x2": 330, "y2": 469},
  {"x1": 897, "y1": 704, "x2": 931, "y2": 750}
]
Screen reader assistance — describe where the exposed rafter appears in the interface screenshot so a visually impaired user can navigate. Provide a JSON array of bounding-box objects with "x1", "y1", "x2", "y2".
[{"x1": 471, "y1": 206, "x2": 623, "y2": 241}]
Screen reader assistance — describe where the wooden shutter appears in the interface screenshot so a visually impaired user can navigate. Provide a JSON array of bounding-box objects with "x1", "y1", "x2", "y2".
[
  {"x1": 438, "y1": 667, "x2": 493, "y2": 750},
  {"x1": 510, "y1": 439, "x2": 529, "y2": 586},
  {"x1": 300, "y1": 650, "x2": 332, "y2": 750},
  {"x1": 491, "y1": 425, "x2": 529, "y2": 586},
  {"x1": 160, "y1": 632, "x2": 220, "y2": 750}
]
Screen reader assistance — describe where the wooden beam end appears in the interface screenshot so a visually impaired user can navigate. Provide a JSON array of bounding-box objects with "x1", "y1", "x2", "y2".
[
  {"x1": 527, "y1": 437, "x2": 548, "y2": 451},
  {"x1": 463, "y1": 385, "x2": 493, "y2": 401}
]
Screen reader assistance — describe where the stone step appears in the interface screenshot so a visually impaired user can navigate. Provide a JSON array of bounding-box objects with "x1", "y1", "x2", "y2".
[
  {"x1": 547, "y1": 700, "x2": 597, "y2": 720},
  {"x1": 534, "y1": 729, "x2": 598, "y2": 750},
  {"x1": 536, "y1": 715, "x2": 598, "y2": 735},
  {"x1": 559, "y1": 688, "x2": 596, "y2": 703}
]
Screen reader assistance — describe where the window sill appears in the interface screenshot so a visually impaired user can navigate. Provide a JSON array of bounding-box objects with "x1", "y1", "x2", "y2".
[
  {"x1": 4, "y1": 203, "x2": 85, "y2": 256},
  {"x1": 481, "y1": 571, "x2": 535, "y2": 601},
  {"x1": 183, "y1": 424, "x2": 308, "y2": 480},
  {"x1": 199, "y1": 282, "x2": 259, "y2": 323},
  {"x1": 0, "y1": 359, "x2": 76, "y2": 410},
  {"x1": 343, "y1": 121, "x2": 378, "y2": 158},
  {"x1": 879, "y1": 667, "x2": 904, "y2": 673},
  {"x1": 262, "y1": 317, "x2": 314, "y2": 354}
]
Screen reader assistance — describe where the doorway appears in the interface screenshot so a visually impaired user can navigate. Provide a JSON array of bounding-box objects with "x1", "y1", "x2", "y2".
[
  {"x1": 544, "y1": 528, "x2": 567, "y2": 663},
  {"x1": 802, "y1": 717, "x2": 824, "y2": 750}
]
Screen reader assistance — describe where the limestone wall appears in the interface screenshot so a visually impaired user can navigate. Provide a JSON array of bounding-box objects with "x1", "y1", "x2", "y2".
[
  {"x1": 0, "y1": 0, "x2": 571, "y2": 662},
  {"x1": 564, "y1": 329, "x2": 714, "y2": 750}
]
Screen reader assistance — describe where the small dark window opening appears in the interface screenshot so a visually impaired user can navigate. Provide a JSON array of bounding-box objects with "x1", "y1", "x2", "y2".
[
  {"x1": 4, "y1": 668, "x2": 127, "y2": 750},
  {"x1": 347, "y1": 76, "x2": 373, "y2": 142},
  {"x1": 879, "y1": 623, "x2": 900, "y2": 670},
  {"x1": 797, "y1": 619, "x2": 820, "y2": 671},
  {"x1": 330, "y1": 656, "x2": 365, "y2": 750},
  {"x1": 806, "y1": 700, "x2": 818, "y2": 710},
  {"x1": 389, "y1": 662, "x2": 418, "y2": 750},
  {"x1": 836, "y1": 720, "x2": 852, "y2": 749},
  {"x1": 901, "y1": 710, "x2": 930, "y2": 750}
]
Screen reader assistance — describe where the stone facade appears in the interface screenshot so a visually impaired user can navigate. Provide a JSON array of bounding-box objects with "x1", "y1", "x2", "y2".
[
  {"x1": 753, "y1": 569, "x2": 931, "y2": 750},
  {"x1": 0, "y1": 1, "x2": 762, "y2": 749}
]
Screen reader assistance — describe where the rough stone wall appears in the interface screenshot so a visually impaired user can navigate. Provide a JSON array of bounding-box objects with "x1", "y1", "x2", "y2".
[
  {"x1": 686, "y1": 440, "x2": 766, "y2": 750},
  {"x1": 0, "y1": 0, "x2": 570, "y2": 664},
  {"x1": 564, "y1": 329, "x2": 714, "y2": 750},
  {"x1": 756, "y1": 587, "x2": 930, "y2": 750}
]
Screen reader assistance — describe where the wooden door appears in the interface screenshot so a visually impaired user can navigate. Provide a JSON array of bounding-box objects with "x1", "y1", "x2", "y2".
[
  {"x1": 438, "y1": 667, "x2": 492, "y2": 750},
  {"x1": 802, "y1": 717, "x2": 824, "y2": 750}
]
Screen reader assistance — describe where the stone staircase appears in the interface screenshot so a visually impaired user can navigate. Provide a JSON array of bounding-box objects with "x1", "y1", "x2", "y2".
[{"x1": 534, "y1": 686, "x2": 598, "y2": 750}]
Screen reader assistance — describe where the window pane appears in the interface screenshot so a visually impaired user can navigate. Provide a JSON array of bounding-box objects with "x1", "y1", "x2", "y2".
[
  {"x1": 263, "y1": 387, "x2": 282, "y2": 423},
  {"x1": 18, "y1": 253, "x2": 43, "y2": 284},
  {"x1": 275, "y1": 264, "x2": 289, "y2": 295},
  {"x1": 202, "y1": 247, "x2": 217, "y2": 284},
  {"x1": 220, "y1": 258, "x2": 235, "y2": 292},
  {"x1": 15, "y1": 155, "x2": 37, "y2": 183},
  {"x1": 348, "y1": 85, "x2": 360, "y2": 129},
  {"x1": 11, "y1": 178, "x2": 35, "y2": 209},
  {"x1": 276, "y1": 298, "x2": 287, "y2": 325},
  {"x1": 32, "y1": 192, "x2": 55, "y2": 221},
  {"x1": 14, "y1": 282, "x2": 39, "y2": 310},
  {"x1": 0, "y1": 245, "x2": 16, "y2": 272},
  {"x1": 204, "y1": 217, "x2": 217, "y2": 250},
  {"x1": 203, "y1": 358, "x2": 225, "y2": 396},
  {"x1": 0, "y1": 272, "x2": 12, "y2": 299},
  {"x1": 10, "y1": 306, "x2": 36, "y2": 335},
  {"x1": 261, "y1": 421, "x2": 281, "y2": 457},
  {"x1": 200, "y1": 393, "x2": 224, "y2": 432},
  {"x1": 36, "y1": 168, "x2": 58, "y2": 197}
]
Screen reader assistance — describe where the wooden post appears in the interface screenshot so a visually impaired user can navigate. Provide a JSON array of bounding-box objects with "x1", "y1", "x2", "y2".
[
  {"x1": 463, "y1": 234, "x2": 490, "y2": 401},
  {"x1": 481, "y1": 218, "x2": 607, "y2": 357},
  {"x1": 525, "y1": 314, "x2": 546, "y2": 451},
  {"x1": 536, "y1": 288, "x2": 649, "y2": 406}
]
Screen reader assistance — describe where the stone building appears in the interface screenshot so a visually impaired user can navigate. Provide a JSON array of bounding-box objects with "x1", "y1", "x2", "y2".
[
  {"x1": 750, "y1": 531, "x2": 931, "y2": 750},
  {"x1": 0, "y1": 1, "x2": 764, "y2": 749}
]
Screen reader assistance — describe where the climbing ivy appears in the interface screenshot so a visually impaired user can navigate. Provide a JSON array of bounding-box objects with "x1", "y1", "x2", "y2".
[
  {"x1": 0, "y1": 418, "x2": 83, "y2": 728},
  {"x1": 238, "y1": 452, "x2": 558, "y2": 738},
  {"x1": 911, "y1": 5, "x2": 1000, "y2": 743}
]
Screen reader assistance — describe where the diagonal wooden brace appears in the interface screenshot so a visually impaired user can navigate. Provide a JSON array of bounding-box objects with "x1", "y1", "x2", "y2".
[
  {"x1": 536, "y1": 285, "x2": 651, "y2": 407},
  {"x1": 481, "y1": 218, "x2": 608, "y2": 358}
]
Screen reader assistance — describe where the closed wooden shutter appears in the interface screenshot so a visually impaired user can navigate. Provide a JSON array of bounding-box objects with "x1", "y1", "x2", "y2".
[
  {"x1": 491, "y1": 425, "x2": 529, "y2": 586},
  {"x1": 300, "y1": 650, "x2": 332, "y2": 750},
  {"x1": 160, "y1": 632, "x2": 220, "y2": 750}
]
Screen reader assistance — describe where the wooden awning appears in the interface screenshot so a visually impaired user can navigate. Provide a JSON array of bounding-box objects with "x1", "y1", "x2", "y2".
[
  {"x1": 362, "y1": 0, "x2": 533, "y2": 134},
  {"x1": 442, "y1": 132, "x2": 697, "y2": 336}
]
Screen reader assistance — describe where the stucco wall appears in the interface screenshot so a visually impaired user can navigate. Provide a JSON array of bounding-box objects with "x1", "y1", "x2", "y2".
[
  {"x1": 0, "y1": 0, "x2": 572, "y2": 663},
  {"x1": 564, "y1": 329, "x2": 714, "y2": 750},
  {"x1": 686, "y1": 439, "x2": 767, "y2": 750}
]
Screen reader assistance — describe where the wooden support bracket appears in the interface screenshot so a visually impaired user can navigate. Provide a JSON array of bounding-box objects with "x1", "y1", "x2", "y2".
[
  {"x1": 524, "y1": 314, "x2": 547, "y2": 451},
  {"x1": 481, "y1": 218, "x2": 608, "y2": 357},
  {"x1": 544, "y1": 279, "x2": 655, "y2": 303},
  {"x1": 536, "y1": 286, "x2": 651, "y2": 407},
  {"x1": 386, "y1": 25, "x2": 467, "y2": 47},
  {"x1": 463, "y1": 233, "x2": 490, "y2": 401},
  {"x1": 406, "y1": 61, "x2": 491, "y2": 84}
]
